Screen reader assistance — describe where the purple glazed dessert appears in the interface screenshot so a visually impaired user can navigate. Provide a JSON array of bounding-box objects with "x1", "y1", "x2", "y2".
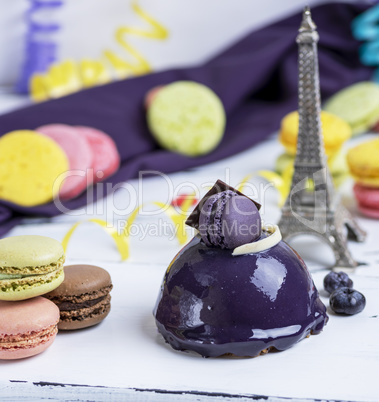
[{"x1": 154, "y1": 181, "x2": 328, "y2": 357}]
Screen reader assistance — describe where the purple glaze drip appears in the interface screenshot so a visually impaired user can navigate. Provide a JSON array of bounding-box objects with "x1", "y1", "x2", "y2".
[{"x1": 154, "y1": 235, "x2": 328, "y2": 357}]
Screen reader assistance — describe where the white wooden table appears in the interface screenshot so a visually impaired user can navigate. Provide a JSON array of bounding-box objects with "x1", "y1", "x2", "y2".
[{"x1": 0, "y1": 96, "x2": 378, "y2": 402}]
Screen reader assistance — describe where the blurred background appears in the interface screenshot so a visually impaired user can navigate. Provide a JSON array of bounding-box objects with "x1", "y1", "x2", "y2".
[{"x1": 0, "y1": 0, "x2": 330, "y2": 92}]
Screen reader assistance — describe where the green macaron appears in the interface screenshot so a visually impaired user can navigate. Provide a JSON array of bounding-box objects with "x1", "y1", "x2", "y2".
[
  {"x1": 147, "y1": 81, "x2": 226, "y2": 156},
  {"x1": 324, "y1": 81, "x2": 379, "y2": 136},
  {"x1": 275, "y1": 151, "x2": 349, "y2": 188},
  {"x1": 0, "y1": 235, "x2": 65, "y2": 301},
  {"x1": 275, "y1": 151, "x2": 349, "y2": 177}
]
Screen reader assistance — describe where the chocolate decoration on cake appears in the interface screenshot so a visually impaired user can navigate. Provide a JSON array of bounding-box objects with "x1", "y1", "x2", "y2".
[{"x1": 185, "y1": 180, "x2": 261, "y2": 230}]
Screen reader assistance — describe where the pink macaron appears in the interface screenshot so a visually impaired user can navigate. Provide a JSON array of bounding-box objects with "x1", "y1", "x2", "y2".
[
  {"x1": 353, "y1": 183, "x2": 379, "y2": 219},
  {"x1": 357, "y1": 204, "x2": 379, "y2": 219},
  {"x1": 36, "y1": 124, "x2": 94, "y2": 200},
  {"x1": 0, "y1": 297, "x2": 60, "y2": 360},
  {"x1": 75, "y1": 126, "x2": 120, "y2": 183}
]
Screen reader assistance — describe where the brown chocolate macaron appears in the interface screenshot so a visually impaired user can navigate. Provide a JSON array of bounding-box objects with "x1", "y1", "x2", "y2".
[{"x1": 45, "y1": 264, "x2": 112, "y2": 330}]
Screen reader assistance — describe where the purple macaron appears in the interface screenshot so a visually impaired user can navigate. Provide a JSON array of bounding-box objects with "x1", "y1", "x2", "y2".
[{"x1": 198, "y1": 190, "x2": 261, "y2": 249}]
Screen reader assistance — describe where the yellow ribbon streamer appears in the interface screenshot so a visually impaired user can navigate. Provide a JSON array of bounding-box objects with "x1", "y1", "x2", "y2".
[
  {"x1": 236, "y1": 171, "x2": 290, "y2": 207},
  {"x1": 238, "y1": 166, "x2": 341, "y2": 208},
  {"x1": 62, "y1": 194, "x2": 195, "y2": 261},
  {"x1": 30, "y1": 2, "x2": 169, "y2": 102},
  {"x1": 62, "y1": 176, "x2": 348, "y2": 261},
  {"x1": 236, "y1": 174, "x2": 254, "y2": 193},
  {"x1": 154, "y1": 193, "x2": 196, "y2": 245},
  {"x1": 62, "y1": 218, "x2": 130, "y2": 261},
  {"x1": 256, "y1": 169, "x2": 290, "y2": 207},
  {"x1": 104, "y1": 2, "x2": 168, "y2": 78}
]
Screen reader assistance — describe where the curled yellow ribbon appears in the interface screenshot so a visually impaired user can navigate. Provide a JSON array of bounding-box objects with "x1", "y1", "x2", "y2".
[
  {"x1": 236, "y1": 174, "x2": 254, "y2": 193},
  {"x1": 256, "y1": 170, "x2": 290, "y2": 207},
  {"x1": 62, "y1": 218, "x2": 130, "y2": 261},
  {"x1": 62, "y1": 194, "x2": 195, "y2": 261},
  {"x1": 104, "y1": 2, "x2": 168, "y2": 78},
  {"x1": 153, "y1": 193, "x2": 195, "y2": 246},
  {"x1": 238, "y1": 166, "x2": 344, "y2": 208},
  {"x1": 237, "y1": 171, "x2": 290, "y2": 207},
  {"x1": 30, "y1": 2, "x2": 169, "y2": 102}
]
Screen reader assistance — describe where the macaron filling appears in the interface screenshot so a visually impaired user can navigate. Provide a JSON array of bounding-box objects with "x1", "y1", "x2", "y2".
[
  {"x1": 0, "y1": 325, "x2": 58, "y2": 351},
  {"x1": 210, "y1": 191, "x2": 236, "y2": 247},
  {"x1": 57, "y1": 295, "x2": 108, "y2": 311},
  {"x1": 44, "y1": 265, "x2": 113, "y2": 330},
  {"x1": 0, "y1": 297, "x2": 60, "y2": 359},
  {"x1": 0, "y1": 255, "x2": 65, "y2": 276},
  {"x1": 59, "y1": 294, "x2": 111, "y2": 322},
  {"x1": 51, "y1": 284, "x2": 113, "y2": 313},
  {"x1": 199, "y1": 190, "x2": 237, "y2": 247},
  {"x1": 0, "y1": 268, "x2": 64, "y2": 293}
]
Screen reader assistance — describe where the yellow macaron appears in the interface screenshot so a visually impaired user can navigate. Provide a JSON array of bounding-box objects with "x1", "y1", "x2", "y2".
[
  {"x1": 279, "y1": 110, "x2": 352, "y2": 156},
  {"x1": 347, "y1": 138, "x2": 379, "y2": 187},
  {"x1": 0, "y1": 130, "x2": 69, "y2": 206}
]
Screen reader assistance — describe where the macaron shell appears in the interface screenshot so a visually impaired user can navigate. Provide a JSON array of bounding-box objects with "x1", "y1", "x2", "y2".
[
  {"x1": 45, "y1": 264, "x2": 112, "y2": 298},
  {"x1": 354, "y1": 184, "x2": 379, "y2": 209},
  {"x1": 275, "y1": 150, "x2": 349, "y2": 176},
  {"x1": 75, "y1": 126, "x2": 120, "y2": 183},
  {"x1": 357, "y1": 204, "x2": 379, "y2": 219},
  {"x1": 324, "y1": 81, "x2": 379, "y2": 135},
  {"x1": 208, "y1": 191, "x2": 236, "y2": 248},
  {"x1": 0, "y1": 297, "x2": 59, "y2": 333},
  {"x1": 279, "y1": 110, "x2": 351, "y2": 156},
  {"x1": 198, "y1": 193, "x2": 223, "y2": 247},
  {"x1": 58, "y1": 296, "x2": 111, "y2": 330},
  {"x1": 0, "y1": 297, "x2": 59, "y2": 359},
  {"x1": 221, "y1": 196, "x2": 261, "y2": 249},
  {"x1": 371, "y1": 119, "x2": 379, "y2": 132},
  {"x1": 198, "y1": 191, "x2": 261, "y2": 249},
  {"x1": 347, "y1": 139, "x2": 379, "y2": 178},
  {"x1": 352, "y1": 174, "x2": 379, "y2": 188},
  {"x1": 0, "y1": 130, "x2": 69, "y2": 206},
  {"x1": 147, "y1": 81, "x2": 226, "y2": 156},
  {"x1": 44, "y1": 265, "x2": 112, "y2": 330},
  {"x1": 36, "y1": 124, "x2": 94, "y2": 200},
  {"x1": 0, "y1": 269, "x2": 64, "y2": 301},
  {"x1": 0, "y1": 335, "x2": 56, "y2": 360},
  {"x1": 0, "y1": 235, "x2": 64, "y2": 271}
]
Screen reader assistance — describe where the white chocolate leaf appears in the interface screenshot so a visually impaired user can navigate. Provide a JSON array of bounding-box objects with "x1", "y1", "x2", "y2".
[{"x1": 232, "y1": 225, "x2": 282, "y2": 256}]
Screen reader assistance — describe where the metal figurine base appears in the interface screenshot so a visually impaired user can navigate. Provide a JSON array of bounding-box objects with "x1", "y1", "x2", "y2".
[{"x1": 278, "y1": 7, "x2": 366, "y2": 269}]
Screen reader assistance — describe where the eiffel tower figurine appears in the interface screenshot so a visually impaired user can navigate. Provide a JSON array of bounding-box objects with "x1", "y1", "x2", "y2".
[{"x1": 278, "y1": 6, "x2": 366, "y2": 269}]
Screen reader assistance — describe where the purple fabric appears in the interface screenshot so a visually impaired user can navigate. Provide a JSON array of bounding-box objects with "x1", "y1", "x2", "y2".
[{"x1": 0, "y1": 2, "x2": 374, "y2": 237}]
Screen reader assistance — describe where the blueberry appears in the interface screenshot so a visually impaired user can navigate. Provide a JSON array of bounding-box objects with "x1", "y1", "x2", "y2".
[
  {"x1": 329, "y1": 287, "x2": 366, "y2": 315},
  {"x1": 323, "y1": 271, "x2": 353, "y2": 294}
]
